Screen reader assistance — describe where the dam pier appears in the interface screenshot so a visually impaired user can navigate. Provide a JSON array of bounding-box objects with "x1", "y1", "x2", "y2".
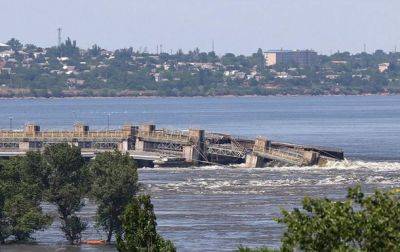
[{"x1": 0, "y1": 123, "x2": 344, "y2": 167}]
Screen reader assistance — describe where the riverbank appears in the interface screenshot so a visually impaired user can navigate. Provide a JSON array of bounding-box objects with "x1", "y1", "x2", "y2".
[{"x1": 0, "y1": 92, "x2": 397, "y2": 100}]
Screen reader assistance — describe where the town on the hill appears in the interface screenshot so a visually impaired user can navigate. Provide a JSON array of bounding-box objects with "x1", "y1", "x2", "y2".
[{"x1": 0, "y1": 38, "x2": 399, "y2": 97}]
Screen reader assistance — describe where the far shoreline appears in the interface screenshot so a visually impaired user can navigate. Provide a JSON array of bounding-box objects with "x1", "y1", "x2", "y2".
[{"x1": 0, "y1": 93, "x2": 398, "y2": 100}]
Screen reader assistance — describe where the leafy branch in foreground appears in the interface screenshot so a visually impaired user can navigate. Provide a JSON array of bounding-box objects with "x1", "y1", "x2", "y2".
[{"x1": 240, "y1": 186, "x2": 400, "y2": 251}]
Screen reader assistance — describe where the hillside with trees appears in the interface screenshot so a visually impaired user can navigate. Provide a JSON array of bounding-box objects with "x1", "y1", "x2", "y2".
[{"x1": 0, "y1": 38, "x2": 400, "y2": 97}]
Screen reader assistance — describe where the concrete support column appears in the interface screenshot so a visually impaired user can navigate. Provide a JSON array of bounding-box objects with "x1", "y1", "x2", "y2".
[
  {"x1": 122, "y1": 124, "x2": 137, "y2": 137},
  {"x1": 186, "y1": 129, "x2": 205, "y2": 165},
  {"x1": 74, "y1": 123, "x2": 89, "y2": 136},
  {"x1": 19, "y1": 142, "x2": 30, "y2": 151},
  {"x1": 118, "y1": 140, "x2": 129, "y2": 153},
  {"x1": 302, "y1": 151, "x2": 320, "y2": 166},
  {"x1": 188, "y1": 129, "x2": 205, "y2": 142},
  {"x1": 24, "y1": 124, "x2": 40, "y2": 137},
  {"x1": 245, "y1": 154, "x2": 264, "y2": 168},
  {"x1": 183, "y1": 145, "x2": 200, "y2": 164},
  {"x1": 253, "y1": 137, "x2": 270, "y2": 153},
  {"x1": 135, "y1": 139, "x2": 146, "y2": 151},
  {"x1": 139, "y1": 124, "x2": 155, "y2": 132}
]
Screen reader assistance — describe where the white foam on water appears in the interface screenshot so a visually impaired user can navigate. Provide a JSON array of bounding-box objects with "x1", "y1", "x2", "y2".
[
  {"x1": 142, "y1": 159, "x2": 400, "y2": 172},
  {"x1": 322, "y1": 159, "x2": 400, "y2": 171},
  {"x1": 142, "y1": 159, "x2": 400, "y2": 194},
  {"x1": 241, "y1": 159, "x2": 400, "y2": 172},
  {"x1": 317, "y1": 175, "x2": 352, "y2": 185},
  {"x1": 365, "y1": 176, "x2": 400, "y2": 184}
]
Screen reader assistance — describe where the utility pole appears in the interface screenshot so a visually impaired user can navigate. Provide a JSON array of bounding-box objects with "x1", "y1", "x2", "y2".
[
  {"x1": 363, "y1": 43, "x2": 366, "y2": 53},
  {"x1": 72, "y1": 111, "x2": 77, "y2": 123},
  {"x1": 212, "y1": 39, "x2": 215, "y2": 52},
  {"x1": 57, "y1": 27, "x2": 62, "y2": 47},
  {"x1": 107, "y1": 113, "x2": 111, "y2": 131},
  {"x1": 8, "y1": 116, "x2": 12, "y2": 131}
]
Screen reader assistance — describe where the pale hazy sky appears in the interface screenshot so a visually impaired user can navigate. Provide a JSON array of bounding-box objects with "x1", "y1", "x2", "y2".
[{"x1": 2, "y1": 0, "x2": 399, "y2": 55}]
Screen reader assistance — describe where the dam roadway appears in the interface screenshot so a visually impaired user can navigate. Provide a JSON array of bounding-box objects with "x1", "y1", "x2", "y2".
[{"x1": 0, "y1": 123, "x2": 344, "y2": 167}]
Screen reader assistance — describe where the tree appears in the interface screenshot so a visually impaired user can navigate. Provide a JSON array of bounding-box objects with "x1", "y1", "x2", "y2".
[
  {"x1": 3, "y1": 194, "x2": 51, "y2": 241},
  {"x1": 0, "y1": 181, "x2": 11, "y2": 244},
  {"x1": 88, "y1": 44, "x2": 102, "y2": 57},
  {"x1": 89, "y1": 150, "x2": 139, "y2": 243},
  {"x1": 0, "y1": 154, "x2": 51, "y2": 243},
  {"x1": 116, "y1": 195, "x2": 176, "y2": 252},
  {"x1": 6, "y1": 38, "x2": 23, "y2": 51},
  {"x1": 43, "y1": 144, "x2": 88, "y2": 244},
  {"x1": 252, "y1": 48, "x2": 266, "y2": 69},
  {"x1": 57, "y1": 37, "x2": 80, "y2": 58}
]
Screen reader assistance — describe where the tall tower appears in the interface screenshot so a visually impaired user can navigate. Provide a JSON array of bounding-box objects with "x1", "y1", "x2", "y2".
[{"x1": 57, "y1": 27, "x2": 62, "y2": 47}]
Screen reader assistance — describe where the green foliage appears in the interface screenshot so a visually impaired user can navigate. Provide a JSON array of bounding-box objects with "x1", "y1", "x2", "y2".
[
  {"x1": 116, "y1": 195, "x2": 176, "y2": 252},
  {"x1": 0, "y1": 182, "x2": 11, "y2": 244},
  {"x1": 58, "y1": 38, "x2": 80, "y2": 58},
  {"x1": 89, "y1": 44, "x2": 102, "y2": 57},
  {"x1": 89, "y1": 150, "x2": 139, "y2": 243},
  {"x1": 0, "y1": 154, "x2": 51, "y2": 243},
  {"x1": 0, "y1": 146, "x2": 174, "y2": 249},
  {"x1": 277, "y1": 186, "x2": 400, "y2": 251},
  {"x1": 3, "y1": 194, "x2": 51, "y2": 241},
  {"x1": 61, "y1": 215, "x2": 87, "y2": 244},
  {"x1": 6, "y1": 38, "x2": 23, "y2": 51},
  {"x1": 43, "y1": 143, "x2": 87, "y2": 244},
  {"x1": 237, "y1": 246, "x2": 278, "y2": 252}
]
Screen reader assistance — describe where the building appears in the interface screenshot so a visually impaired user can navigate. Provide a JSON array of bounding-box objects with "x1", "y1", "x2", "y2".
[
  {"x1": 264, "y1": 49, "x2": 317, "y2": 67},
  {"x1": 378, "y1": 63, "x2": 390, "y2": 73},
  {"x1": 0, "y1": 43, "x2": 9, "y2": 48}
]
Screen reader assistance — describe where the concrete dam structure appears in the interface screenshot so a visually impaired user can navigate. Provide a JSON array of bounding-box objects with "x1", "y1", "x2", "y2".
[{"x1": 0, "y1": 123, "x2": 344, "y2": 167}]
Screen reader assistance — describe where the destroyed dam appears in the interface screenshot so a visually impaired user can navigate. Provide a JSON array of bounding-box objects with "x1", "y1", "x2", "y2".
[{"x1": 0, "y1": 123, "x2": 344, "y2": 167}]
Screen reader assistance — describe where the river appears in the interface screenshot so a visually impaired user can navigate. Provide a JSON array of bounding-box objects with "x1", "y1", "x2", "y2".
[{"x1": 1, "y1": 95, "x2": 400, "y2": 251}]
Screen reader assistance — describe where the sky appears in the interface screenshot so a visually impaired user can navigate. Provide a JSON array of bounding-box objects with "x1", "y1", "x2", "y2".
[{"x1": 1, "y1": 0, "x2": 400, "y2": 55}]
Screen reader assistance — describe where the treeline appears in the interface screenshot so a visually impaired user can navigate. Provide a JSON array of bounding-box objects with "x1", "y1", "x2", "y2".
[{"x1": 0, "y1": 144, "x2": 175, "y2": 251}]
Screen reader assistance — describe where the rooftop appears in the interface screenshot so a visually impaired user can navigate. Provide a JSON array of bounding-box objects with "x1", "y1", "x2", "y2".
[{"x1": 265, "y1": 49, "x2": 316, "y2": 53}]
